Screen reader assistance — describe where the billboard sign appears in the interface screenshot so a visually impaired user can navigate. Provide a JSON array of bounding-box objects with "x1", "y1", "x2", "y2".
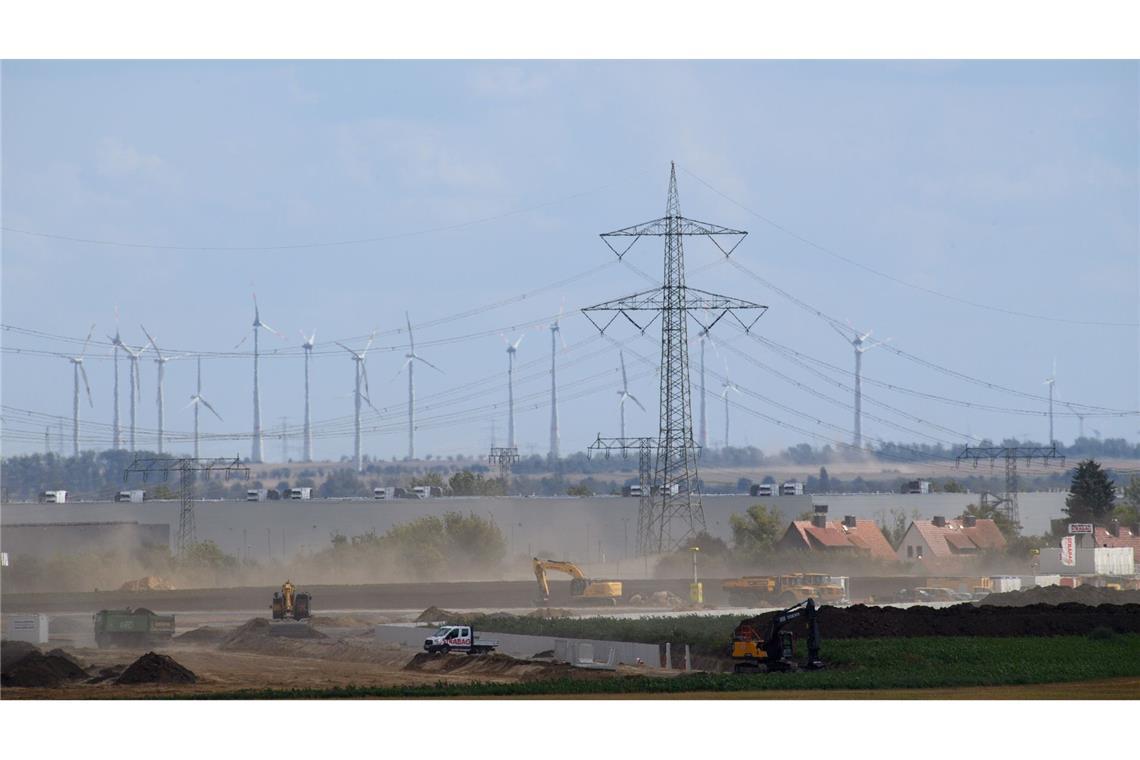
[
  {"x1": 1068, "y1": 523, "x2": 1094, "y2": 534},
  {"x1": 1060, "y1": 536, "x2": 1076, "y2": 567}
]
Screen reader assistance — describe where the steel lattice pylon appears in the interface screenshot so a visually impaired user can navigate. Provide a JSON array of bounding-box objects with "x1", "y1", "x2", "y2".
[
  {"x1": 125, "y1": 456, "x2": 250, "y2": 554},
  {"x1": 956, "y1": 445, "x2": 1064, "y2": 530},
  {"x1": 583, "y1": 163, "x2": 767, "y2": 553}
]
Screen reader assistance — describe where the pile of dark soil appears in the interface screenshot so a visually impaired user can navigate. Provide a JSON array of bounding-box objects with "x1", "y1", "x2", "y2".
[
  {"x1": 173, "y1": 626, "x2": 230, "y2": 644},
  {"x1": 743, "y1": 603, "x2": 1140, "y2": 639},
  {"x1": 404, "y1": 651, "x2": 614, "y2": 682},
  {"x1": 981, "y1": 585, "x2": 1140, "y2": 607},
  {"x1": 416, "y1": 607, "x2": 518, "y2": 625},
  {"x1": 1, "y1": 640, "x2": 41, "y2": 671},
  {"x1": 416, "y1": 606, "x2": 455, "y2": 623},
  {"x1": 116, "y1": 652, "x2": 196, "y2": 684},
  {"x1": 1, "y1": 647, "x2": 88, "y2": 687},
  {"x1": 221, "y1": 618, "x2": 326, "y2": 648}
]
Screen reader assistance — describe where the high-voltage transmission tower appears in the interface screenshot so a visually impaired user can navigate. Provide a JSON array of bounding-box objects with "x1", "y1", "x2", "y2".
[
  {"x1": 588, "y1": 435, "x2": 655, "y2": 552},
  {"x1": 125, "y1": 455, "x2": 250, "y2": 554},
  {"x1": 488, "y1": 446, "x2": 519, "y2": 488},
  {"x1": 583, "y1": 163, "x2": 767, "y2": 553},
  {"x1": 955, "y1": 445, "x2": 1064, "y2": 530}
]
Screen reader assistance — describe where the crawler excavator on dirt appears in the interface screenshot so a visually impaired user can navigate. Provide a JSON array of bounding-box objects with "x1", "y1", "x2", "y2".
[
  {"x1": 729, "y1": 598, "x2": 825, "y2": 674},
  {"x1": 532, "y1": 557, "x2": 623, "y2": 606},
  {"x1": 271, "y1": 580, "x2": 312, "y2": 621}
]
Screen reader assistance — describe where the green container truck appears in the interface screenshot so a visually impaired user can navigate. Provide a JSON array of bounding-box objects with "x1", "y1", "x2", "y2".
[{"x1": 93, "y1": 607, "x2": 176, "y2": 648}]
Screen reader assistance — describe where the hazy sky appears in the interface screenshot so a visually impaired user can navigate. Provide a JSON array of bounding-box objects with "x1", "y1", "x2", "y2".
[{"x1": 2, "y1": 60, "x2": 1137, "y2": 462}]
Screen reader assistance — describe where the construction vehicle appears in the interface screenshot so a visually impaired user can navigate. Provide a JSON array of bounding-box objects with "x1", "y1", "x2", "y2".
[
  {"x1": 423, "y1": 624, "x2": 500, "y2": 655},
  {"x1": 271, "y1": 580, "x2": 312, "y2": 620},
  {"x1": 729, "y1": 598, "x2": 824, "y2": 674},
  {"x1": 93, "y1": 607, "x2": 176, "y2": 648},
  {"x1": 723, "y1": 572, "x2": 847, "y2": 607},
  {"x1": 532, "y1": 557, "x2": 622, "y2": 606}
]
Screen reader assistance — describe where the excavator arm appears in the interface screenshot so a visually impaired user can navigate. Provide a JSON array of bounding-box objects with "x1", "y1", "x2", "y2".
[{"x1": 533, "y1": 558, "x2": 603, "y2": 602}]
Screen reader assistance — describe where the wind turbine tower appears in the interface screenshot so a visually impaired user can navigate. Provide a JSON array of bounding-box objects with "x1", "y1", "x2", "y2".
[
  {"x1": 1044, "y1": 359, "x2": 1056, "y2": 445},
  {"x1": 400, "y1": 313, "x2": 442, "y2": 461},
  {"x1": 617, "y1": 350, "x2": 646, "y2": 439},
  {"x1": 120, "y1": 339, "x2": 146, "y2": 451},
  {"x1": 548, "y1": 304, "x2": 566, "y2": 459},
  {"x1": 300, "y1": 330, "x2": 316, "y2": 462},
  {"x1": 186, "y1": 357, "x2": 223, "y2": 459},
  {"x1": 502, "y1": 333, "x2": 525, "y2": 449},
  {"x1": 831, "y1": 322, "x2": 890, "y2": 448},
  {"x1": 336, "y1": 332, "x2": 377, "y2": 472},
  {"x1": 720, "y1": 368, "x2": 741, "y2": 448},
  {"x1": 109, "y1": 308, "x2": 122, "y2": 449},
  {"x1": 236, "y1": 294, "x2": 281, "y2": 464},
  {"x1": 141, "y1": 325, "x2": 174, "y2": 455},
  {"x1": 65, "y1": 324, "x2": 96, "y2": 456}
]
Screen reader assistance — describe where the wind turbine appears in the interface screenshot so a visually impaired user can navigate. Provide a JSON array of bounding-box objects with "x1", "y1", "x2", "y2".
[
  {"x1": 1043, "y1": 358, "x2": 1056, "y2": 445},
  {"x1": 399, "y1": 312, "x2": 442, "y2": 461},
  {"x1": 336, "y1": 331, "x2": 378, "y2": 472},
  {"x1": 719, "y1": 363, "x2": 741, "y2": 448},
  {"x1": 831, "y1": 321, "x2": 891, "y2": 448},
  {"x1": 299, "y1": 329, "x2": 316, "y2": 462},
  {"x1": 141, "y1": 324, "x2": 177, "y2": 455},
  {"x1": 65, "y1": 324, "x2": 96, "y2": 456},
  {"x1": 119, "y1": 339, "x2": 147, "y2": 451},
  {"x1": 547, "y1": 302, "x2": 567, "y2": 460},
  {"x1": 235, "y1": 293, "x2": 282, "y2": 463},
  {"x1": 185, "y1": 357, "x2": 223, "y2": 459},
  {"x1": 108, "y1": 307, "x2": 122, "y2": 449},
  {"x1": 617, "y1": 350, "x2": 646, "y2": 439},
  {"x1": 501, "y1": 332, "x2": 526, "y2": 449}
]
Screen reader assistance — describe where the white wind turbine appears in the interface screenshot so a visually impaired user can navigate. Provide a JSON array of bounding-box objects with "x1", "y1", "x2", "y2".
[
  {"x1": 336, "y1": 331, "x2": 378, "y2": 472},
  {"x1": 719, "y1": 362, "x2": 741, "y2": 448},
  {"x1": 831, "y1": 320, "x2": 891, "y2": 448},
  {"x1": 119, "y1": 338, "x2": 147, "y2": 451},
  {"x1": 65, "y1": 324, "x2": 96, "y2": 456},
  {"x1": 108, "y1": 307, "x2": 122, "y2": 449},
  {"x1": 185, "y1": 356, "x2": 223, "y2": 459},
  {"x1": 299, "y1": 329, "x2": 316, "y2": 462},
  {"x1": 141, "y1": 324, "x2": 179, "y2": 455},
  {"x1": 235, "y1": 293, "x2": 283, "y2": 463},
  {"x1": 501, "y1": 332, "x2": 526, "y2": 449},
  {"x1": 617, "y1": 350, "x2": 646, "y2": 439},
  {"x1": 399, "y1": 312, "x2": 442, "y2": 461},
  {"x1": 547, "y1": 302, "x2": 567, "y2": 460}
]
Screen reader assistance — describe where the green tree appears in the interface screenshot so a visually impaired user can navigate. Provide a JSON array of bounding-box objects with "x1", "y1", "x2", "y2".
[
  {"x1": 941, "y1": 479, "x2": 965, "y2": 493},
  {"x1": 178, "y1": 540, "x2": 238, "y2": 570},
  {"x1": 1064, "y1": 459, "x2": 1116, "y2": 524},
  {"x1": 1112, "y1": 475, "x2": 1140, "y2": 525},
  {"x1": 566, "y1": 484, "x2": 591, "y2": 497},
  {"x1": 730, "y1": 504, "x2": 784, "y2": 560}
]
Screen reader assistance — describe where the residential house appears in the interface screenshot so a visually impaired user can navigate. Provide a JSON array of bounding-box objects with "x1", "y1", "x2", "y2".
[
  {"x1": 778, "y1": 510, "x2": 897, "y2": 561},
  {"x1": 895, "y1": 515, "x2": 1006, "y2": 565}
]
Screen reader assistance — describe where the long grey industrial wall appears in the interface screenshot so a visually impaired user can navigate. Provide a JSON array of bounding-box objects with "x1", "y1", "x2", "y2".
[{"x1": 374, "y1": 624, "x2": 663, "y2": 669}]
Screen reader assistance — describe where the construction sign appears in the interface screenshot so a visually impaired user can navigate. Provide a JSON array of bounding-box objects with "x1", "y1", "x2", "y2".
[
  {"x1": 1060, "y1": 535, "x2": 1076, "y2": 567},
  {"x1": 1067, "y1": 523, "x2": 1094, "y2": 534}
]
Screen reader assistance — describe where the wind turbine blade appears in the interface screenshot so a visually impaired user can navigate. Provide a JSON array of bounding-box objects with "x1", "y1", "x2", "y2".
[
  {"x1": 416, "y1": 356, "x2": 444, "y2": 374},
  {"x1": 184, "y1": 397, "x2": 200, "y2": 411},
  {"x1": 139, "y1": 324, "x2": 161, "y2": 358},
  {"x1": 629, "y1": 393, "x2": 647, "y2": 413},
  {"x1": 362, "y1": 330, "x2": 376, "y2": 356},
  {"x1": 829, "y1": 322, "x2": 851, "y2": 342},
  {"x1": 80, "y1": 323, "x2": 96, "y2": 358},
  {"x1": 234, "y1": 333, "x2": 249, "y2": 350},
  {"x1": 620, "y1": 352, "x2": 629, "y2": 387},
  {"x1": 79, "y1": 364, "x2": 94, "y2": 407},
  {"x1": 361, "y1": 363, "x2": 372, "y2": 402},
  {"x1": 252, "y1": 292, "x2": 259, "y2": 323},
  {"x1": 199, "y1": 397, "x2": 224, "y2": 421},
  {"x1": 259, "y1": 321, "x2": 282, "y2": 338},
  {"x1": 513, "y1": 333, "x2": 525, "y2": 350},
  {"x1": 134, "y1": 361, "x2": 143, "y2": 397},
  {"x1": 406, "y1": 311, "x2": 415, "y2": 354},
  {"x1": 335, "y1": 341, "x2": 357, "y2": 357}
]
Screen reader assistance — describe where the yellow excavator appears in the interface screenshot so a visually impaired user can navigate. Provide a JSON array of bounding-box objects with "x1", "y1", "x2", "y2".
[
  {"x1": 271, "y1": 580, "x2": 312, "y2": 621},
  {"x1": 532, "y1": 557, "x2": 623, "y2": 606}
]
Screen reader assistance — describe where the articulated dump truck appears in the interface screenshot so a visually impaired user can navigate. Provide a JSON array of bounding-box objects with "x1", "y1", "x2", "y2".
[{"x1": 93, "y1": 607, "x2": 176, "y2": 648}]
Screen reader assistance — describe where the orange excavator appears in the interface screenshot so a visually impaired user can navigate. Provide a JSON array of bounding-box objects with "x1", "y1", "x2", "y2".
[{"x1": 532, "y1": 558, "x2": 623, "y2": 606}]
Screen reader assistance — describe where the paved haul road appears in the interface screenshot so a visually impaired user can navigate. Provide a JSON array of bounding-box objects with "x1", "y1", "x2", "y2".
[{"x1": 0, "y1": 578, "x2": 705, "y2": 614}]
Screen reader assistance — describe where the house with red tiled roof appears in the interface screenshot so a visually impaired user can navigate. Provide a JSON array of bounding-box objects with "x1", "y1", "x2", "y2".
[
  {"x1": 896, "y1": 515, "x2": 1007, "y2": 563},
  {"x1": 1090, "y1": 522, "x2": 1140, "y2": 552},
  {"x1": 778, "y1": 507, "x2": 897, "y2": 561}
]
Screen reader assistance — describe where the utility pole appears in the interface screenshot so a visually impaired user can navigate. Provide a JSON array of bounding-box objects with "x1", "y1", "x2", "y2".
[
  {"x1": 956, "y1": 445, "x2": 1064, "y2": 531},
  {"x1": 280, "y1": 416, "x2": 289, "y2": 463},
  {"x1": 583, "y1": 163, "x2": 766, "y2": 553}
]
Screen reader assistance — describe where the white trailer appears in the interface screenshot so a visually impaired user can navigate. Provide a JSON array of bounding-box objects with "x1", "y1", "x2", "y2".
[
  {"x1": 247, "y1": 489, "x2": 268, "y2": 502},
  {"x1": 289, "y1": 487, "x2": 312, "y2": 500},
  {"x1": 780, "y1": 481, "x2": 804, "y2": 496},
  {"x1": 40, "y1": 490, "x2": 67, "y2": 504},
  {"x1": 116, "y1": 490, "x2": 146, "y2": 503}
]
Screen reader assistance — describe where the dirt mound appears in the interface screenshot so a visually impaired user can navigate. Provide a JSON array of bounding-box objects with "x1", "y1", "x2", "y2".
[
  {"x1": 1, "y1": 640, "x2": 41, "y2": 671},
  {"x1": 174, "y1": 626, "x2": 230, "y2": 644},
  {"x1": 46, "y1": 648, "x2": 83, "y2": 669},
  {"x1": 119, "y1": 575, "x2": 176, "y2": 592},
  {"x1": 416, "y1": 606, "x2": 455, "y2": 622},
  {"x1": 404, "y1": 651, "x2": 615, "y2": 682},
  {"x1": 981, "y1": 585, "x2": 1140, "y2": 607},
  {"x1": 1, "y1": 648, "x2": 88, "y2": 687},
  {"x1": 627, "y1": 591, "x2": 686, "y2": 607},
  {"x1": 221, "y1": 618, "x2": 327, "y2": 649},
  {"x1": 116, "y1": 652, "x2": 197, "y2": 684},
  {"x1": 744, "y1": 602, "x2": 1140, "y2": 639}
]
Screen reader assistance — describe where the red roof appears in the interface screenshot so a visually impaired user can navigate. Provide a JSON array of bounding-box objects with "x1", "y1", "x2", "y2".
[
  {"x1": 1092, "y1": 526, "x2": 1140, "y2": 552},
  {"x1": 907, "y1": 518, "x2": 1007, "y2": 558},
  {"x1": 780, "y1": 519, "x2": 897, "y2": 561}
]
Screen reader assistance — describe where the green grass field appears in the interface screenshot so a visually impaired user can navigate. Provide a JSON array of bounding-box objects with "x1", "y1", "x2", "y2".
[{"x1": 190, "y1": 634, "x2": 1140, "y2": 699}]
